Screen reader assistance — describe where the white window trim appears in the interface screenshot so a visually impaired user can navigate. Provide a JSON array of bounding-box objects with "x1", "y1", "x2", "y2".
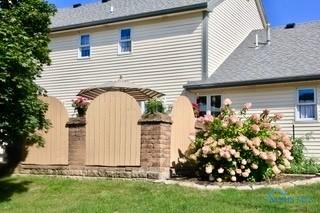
[
  {"x1": 78, "y1": 34, "x2": 91, "y2": 59},
  {"x1": 295, "y1": 87, "x2": 318, "y2": 122},
  {"x1": 118, "y1": 28, "x2": 133, "y2": 55}
]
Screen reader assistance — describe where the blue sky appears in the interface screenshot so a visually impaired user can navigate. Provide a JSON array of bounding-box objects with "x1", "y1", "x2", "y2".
[{"x1": 49, "y1": 0, "x2": 320, "y2": 26}]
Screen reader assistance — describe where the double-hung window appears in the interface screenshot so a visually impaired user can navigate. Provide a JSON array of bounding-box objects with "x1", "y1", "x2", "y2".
[
  {"x1": 119, "y1": 28, "x2": 132, "y2": 54},
  {"x1": 296, "y1": 88, "x2": 317, "y2": 121},
  {"x1": 79, "y1": 34, "x2": 90, "y2": 58}
]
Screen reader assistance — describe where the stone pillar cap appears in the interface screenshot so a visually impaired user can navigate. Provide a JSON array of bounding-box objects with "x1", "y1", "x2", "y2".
[{"x1": 138, "y1": 113, "x2": 172, "y2": 124}]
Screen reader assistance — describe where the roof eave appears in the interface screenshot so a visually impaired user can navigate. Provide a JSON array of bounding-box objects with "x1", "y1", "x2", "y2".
[
  {"x1": 184, "y1": 74, "x2": 320, "y2": 90},
  {"x1": 51, "y1": 2, "x2": 208, "y2": 32}
]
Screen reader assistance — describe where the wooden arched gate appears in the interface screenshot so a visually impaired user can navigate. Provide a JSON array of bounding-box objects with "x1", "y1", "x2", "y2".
[
  {"x1": 85, "y1": 91, "x2": 141, "y2": 166},
  {"x1": 23, "y1": 96, "x2": 69, "y2": 165},
  {"x1": 170, "y1": 96, "x2": 196, "y2": 165}
]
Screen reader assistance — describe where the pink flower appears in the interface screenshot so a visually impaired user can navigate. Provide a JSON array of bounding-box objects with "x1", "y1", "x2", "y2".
[
  {"x1": 236, "y1": 169, "x2": 242, "y2": 174},
  {"x1": 252, "y1": 137, "x2": 261, "y2": 147},
  {"x1": 261, "y1": 123, "x2": 272, "y2": 129},
  {"x1": 204, "y1": 114, "x2": 214, "y2": 123},
  {"x1": 231, "y1": 176, "x2": 237, "y2": 182},
  {"x1": 259, "y1": 152, "x2": 268, "y2": 160},
  {"x1": 237, "y1": 135, "x2": 247, "y2": 144},
  {"x1": 247, "y1": 140, "x2": 253, "y2": 147},
  {"x1": 283, "y1": 150, "x2": 293, "y2": 160},
  {"x1": 277, "y1": 142, "x2": 285, "y2": 150},
  {"x1": 252, "y1": 148, "x2": 260, "y2": 156},
  {"x1": 250, "y1": 114, "x2": 260, "y2": 123},
  {"x1": 223, "y1": 98, "x2": 232, "y2": 106},
  {"x1": 222, "y1": 121, "x2": 228, "y2": 128},
  {"x1": 229, "y1": 115, "x2": 238, "y2": 124},
  {"x1": 242, "y1": 172, "x2": 249, "y2": 178},
  {"x1": 243, "y1": 102, "x2": 252, "y2": 110},
  {"x1": 202, "y1": 146, "x2": 212, "y2": 156},
  {"x1": 264, "y1": 138, "x2": 277, "y2": 149},
  {"x1": 251, "y1": 124, "x2": 260, "y2": 133},
  {"x1": 274, "y1": 113, "x2": 284, "y2": 120},
  {"x1": 230, "y1": 149, "x2": 236, "y2": 155},
  {"x1": 267, "y1": 152, "x2": 277, "y2": 162}
]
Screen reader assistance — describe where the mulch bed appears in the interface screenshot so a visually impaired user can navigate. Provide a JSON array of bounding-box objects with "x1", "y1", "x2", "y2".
[{"x1": 169, "y1": 174, "x2": 316, "y2": 186}]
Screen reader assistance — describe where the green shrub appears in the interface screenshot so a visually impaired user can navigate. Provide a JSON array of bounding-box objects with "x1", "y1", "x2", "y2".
[
  {"x1": 178, "y1": 99, "x2": 293, "y2": 182},
  {"x1": 287, "y1": 137, "x2": 320, "y2": 174},
  {"x1": 144, "y1": 98, "x2": 165, "y2": 115}
]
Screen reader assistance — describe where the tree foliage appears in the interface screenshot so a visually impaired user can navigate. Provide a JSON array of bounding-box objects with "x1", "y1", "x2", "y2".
[{"x1": 0, "y1": 0, "x2": 56, "y2": 174}]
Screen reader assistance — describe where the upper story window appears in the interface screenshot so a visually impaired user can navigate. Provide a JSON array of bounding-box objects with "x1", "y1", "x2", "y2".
[
  {"x1": 79, "y1": 34, "x2": 90, "y2": 58},
  {"x1": 119, "y1": 28, "x2": 132, "y2": 54},
  {"x1": 296, "y1": 88, "x2": 317, "y2": 121}
]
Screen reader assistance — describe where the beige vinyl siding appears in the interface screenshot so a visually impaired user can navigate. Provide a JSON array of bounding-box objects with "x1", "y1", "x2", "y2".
[
  {"x1": 193, "y1": 81, "x2": 320, "y2": 159},
  {"x1": 207, "y1": 0, "x2": 264, "y2": 76},
  {"x1": 38, "y1": 12, "x2": 203, "y2": 115}
]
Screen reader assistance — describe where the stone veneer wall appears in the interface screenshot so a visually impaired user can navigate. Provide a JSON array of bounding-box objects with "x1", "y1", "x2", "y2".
[
  {"x1": 66, "y1": 117, "x2": 86, "y2": 166},
  {"x1": 18, "y1": 113, "x2": 173, "y2": 179},
  {"x1": 139, "y1": 113, "x2": 172, "y2": 179}
]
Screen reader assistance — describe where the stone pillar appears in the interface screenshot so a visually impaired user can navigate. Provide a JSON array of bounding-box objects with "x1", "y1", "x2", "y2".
[
  {"x1": 138, "y1": 113, "x2": 172, "y2": 179},
  {"x1": 66, "y1": 117, "x2": 86, "y2": 167}
]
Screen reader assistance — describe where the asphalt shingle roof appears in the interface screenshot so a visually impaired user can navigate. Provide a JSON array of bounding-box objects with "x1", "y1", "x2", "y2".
[
  {"x1": 186, "y1": 21, "x2": 320, "y2": 89},
  {"x1": 51, "y1": 0, "x2": 220, "y2": 31}
]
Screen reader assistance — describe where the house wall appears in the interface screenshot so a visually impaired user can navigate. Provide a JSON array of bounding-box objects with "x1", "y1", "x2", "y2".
[
  {"x1": 192, "y1": 81, "x2": 320, "y2": 159},
  {"x1": 38, "y1": 12, "x2": 203, "y2": 115},
  {"x1": 207, "y1": 0, "x2": 264, "y2": 77}
]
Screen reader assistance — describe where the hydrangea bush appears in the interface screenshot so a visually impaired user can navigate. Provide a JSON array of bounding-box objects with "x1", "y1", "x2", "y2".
[{"x1": 179, "y1": 99, "x2": 293, "y2": 182}]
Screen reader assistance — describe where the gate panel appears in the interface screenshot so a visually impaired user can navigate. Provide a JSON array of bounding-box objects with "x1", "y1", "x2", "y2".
[
  {"x1": 86, "y1": 92, "x2": 141, "y2": 166},
  {"x1": 170, "y1": 96, "x2": 195, "y2": 165},
  {"x1": 23, "y1": 96, "x2": 69, "y2": 165}
]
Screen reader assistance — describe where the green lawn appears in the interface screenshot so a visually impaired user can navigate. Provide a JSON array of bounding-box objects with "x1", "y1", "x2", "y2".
[{"x1": 0, "y1": 176, "x2": 319, "y2": 213}]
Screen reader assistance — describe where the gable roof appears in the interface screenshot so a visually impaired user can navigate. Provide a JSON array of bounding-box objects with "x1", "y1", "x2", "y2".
[
  {"x1": 185, "y1": 21, "x2": 320, "y2": 89},
  {"x1": 51, "y1": 0, "x2": 224, "y2": 32}
]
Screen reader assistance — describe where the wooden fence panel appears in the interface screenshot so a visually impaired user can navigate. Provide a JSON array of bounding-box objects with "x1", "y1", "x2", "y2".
[
  {"x1": 23, "y1": 96, "x2": 69, "y2": 165},
  {"x1": 170, "y1": 96, "x2": 195, "y2": 165},
  {"x1": 86, "y1": 92, "x2": 141, "y2": 166}
]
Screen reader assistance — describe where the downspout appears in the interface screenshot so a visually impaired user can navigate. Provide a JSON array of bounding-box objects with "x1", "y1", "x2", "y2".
[
  {"x1": 201, "y1": 11, "x2": 209, "y2": 80},
  {"x1": 255, "y1": 0, "x2": 267, "y2": 28}
]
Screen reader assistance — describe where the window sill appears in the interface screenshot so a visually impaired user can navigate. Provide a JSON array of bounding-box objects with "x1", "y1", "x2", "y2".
[
  {"x1": 118, "y1": 52, "x2": 132, "y2": 56},
  {"x1": 294, "y1": 119, "x2": 319, "y2": 124},
  {"x1": 77, "y1": 56, "x2": 91, "y2": 60}
]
